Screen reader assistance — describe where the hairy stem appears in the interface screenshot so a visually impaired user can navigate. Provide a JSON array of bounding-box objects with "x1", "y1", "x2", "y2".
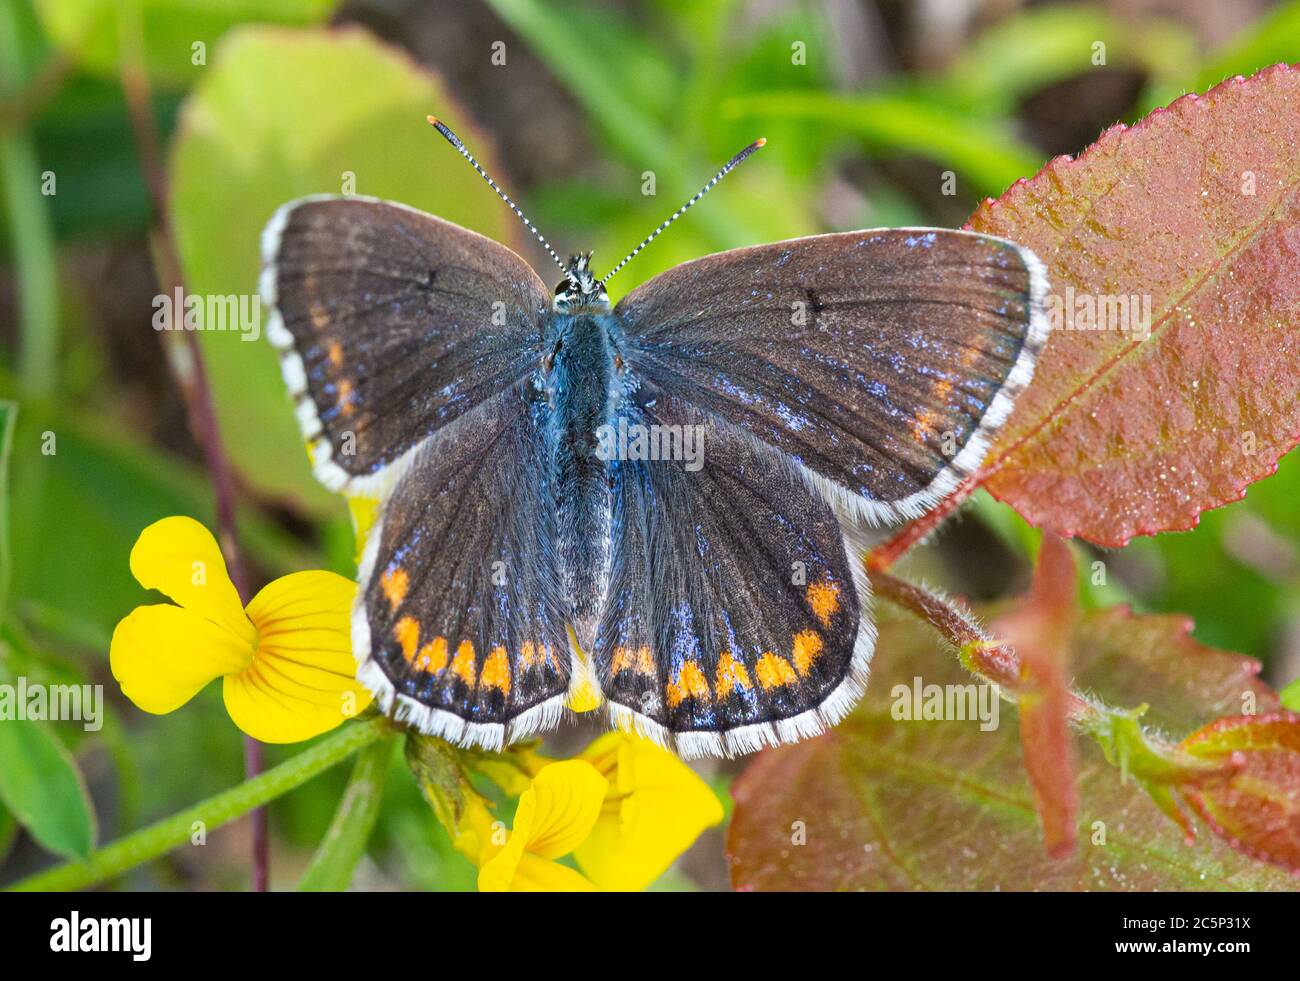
[{"x1": 866, "y1": 474, "x2": 979, "y2": 571}]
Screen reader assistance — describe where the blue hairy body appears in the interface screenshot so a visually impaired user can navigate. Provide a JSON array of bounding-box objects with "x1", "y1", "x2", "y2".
[{"x1": 542, "y1": 308, "x2": 625, "y2": 649}]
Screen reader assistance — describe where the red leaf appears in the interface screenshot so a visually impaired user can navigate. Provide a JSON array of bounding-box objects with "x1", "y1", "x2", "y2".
[
  {"x1": 990, "y1": 535, "x2": 1079, "y2": 858},
  {"x1": 968, "y1": 64, "x2": 1300, "y2": 546},
  {"x1": 1179, "y1": 712, "x2": 1300, "y2": 872},
  {"x1": 727, "y1": 616, "x2": 1297, "y2": 890}
]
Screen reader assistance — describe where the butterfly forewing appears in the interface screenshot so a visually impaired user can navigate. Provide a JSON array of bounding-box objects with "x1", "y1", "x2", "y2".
[
  {"x1": 355, "y1": 382, "x2": 570, "y2": 749},
  {"x1": 614, "y1": 228, "x2": 1048, "y2": 524},
  {"x1": 261, "y1": 196, "x2": 549, "y2": 496},
  {"x1": 594, "y1": 384, "x2": 869, "y2": 759}
]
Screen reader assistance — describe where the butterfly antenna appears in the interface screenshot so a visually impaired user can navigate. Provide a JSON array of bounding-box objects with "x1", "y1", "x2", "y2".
[
  {"x1": 600, "y1": 137, "x2": 766, "y2": 287},
  {"x1": 427, "y1": 116, "x2": 568, "y2": 276}
]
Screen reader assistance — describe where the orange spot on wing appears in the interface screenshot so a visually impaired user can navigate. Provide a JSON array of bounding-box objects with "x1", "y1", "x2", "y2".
[
  {"x1": 481, "y1": 646, "x2": 511, "y2": 696},
  {"x1": 805, "y1": 579, "x2": 840, "y2": 627},
  {"x1": 612, "y1": 645, "x2": 655, "y2": 676},
  {"x1": 394, "y1": 617, "x2": 420, "y2": 661},
  {"x1": 381, "y1": 567, "x2": 408, "y2": 611},
  {"x1": 716, "y1": 652, "x2": 752, "y2": 697},
  {"x1": 309, "y1": 301, "x2": 330, "y2": 331},
  {"x1": 544, "y1": 644, "x2": 563, "y2": 672},
  {"x1": 755, "y1": 652, "x2": 797, "y2": 689},
  {"x1": 337, "y1": 379, "x2": 356, "y2": 418},
  {"x1": 792, "y1": 630, "x2": 824, "y2": 677},
  {"x1": 327, "y1": 341, "x2": 344, "y2": 368},
  {"x1": 911, "y1": 407, "x2": 938, "y2": 442},
  {"x1": 451, "y1": 640, "x2": 477, "y2": 687},
  {"x1": 666, "y1": 660, "x2": 711, "y2": 708},
  {"x1": 414, "y1": 636, "x2": 448, "y2": 673},
  {"x1": 912, "y1": 379, "x2": 954, "y2": 442}
]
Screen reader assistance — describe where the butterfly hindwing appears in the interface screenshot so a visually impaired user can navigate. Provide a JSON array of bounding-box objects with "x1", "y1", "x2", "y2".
[
  {"x1": 593, "y1": 383, "x2": 869, "y2": 758},
  {"x1": 261, "y1": 196, "x2": 549, "y2": 496},
  {"x1": 614, "y1": 228, "x2": 1048, "y2": 523},
  {"x1": 355, "y1": 382, "x2": 570, "y2": 749}
]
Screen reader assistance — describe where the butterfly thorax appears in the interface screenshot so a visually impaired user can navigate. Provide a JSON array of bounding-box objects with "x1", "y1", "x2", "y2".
[{"x1": 544, "y1": 308, "x2": 621, "y2": 650}]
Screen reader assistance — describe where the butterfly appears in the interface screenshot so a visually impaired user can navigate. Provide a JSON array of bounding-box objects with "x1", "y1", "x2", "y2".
[{"x1": 259, "y1": 118, "x2": 1048, "y2": 759}]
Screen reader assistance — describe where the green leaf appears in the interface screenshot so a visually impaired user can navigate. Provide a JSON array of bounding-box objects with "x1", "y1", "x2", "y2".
[
  {"x1": 169, "y1": 26, "x2": 516, "y2": 512},
  {"x1": 32, "y1": 0, "x2": 338, "y2": 87},
  {"x1": 0, "y1": 697, "x2": 96, "y2": 860},
  {"x1": 0, "y1": 395, "x2": 96, "y2": 861},
  {"x1": 0, "y1": 0, "x2": 59, "y2": 397},
  {"x1": 0, "y1": 400, "x2": 17, "y2": 611},
  {"x1": 1196, "y1": 2, "x2": 1300, "y2": 90},
  {"x1": 1142, "y1": 0, "x2": 1300, "y2": 111},
  {"x1": 483, "y1": 0, "x2": 760, "y2": 250},
  {"x1": 298, "y1": 735, "x2": 394, "y2": 891},
  {"x1": 1282, "y1": 678, "x2": 1300, "y2": 713},
  {"x1": 10, "y1": 717, "x2": 388, "y2": 891},
  {"x1": 941, "y1": 5, "x2": 1195, "y2": 116},
  {"x1": 722, "y1": 89, "x2": 1042, "y2": 198}
]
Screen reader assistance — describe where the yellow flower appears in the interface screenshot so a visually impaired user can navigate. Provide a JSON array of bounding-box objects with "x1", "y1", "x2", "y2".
[
  {"x1": 477, "y1": 760, "x2": 608, "y2": 892},
  {"x1": 574, "y1": 732, "x2": 724, "y2": 891},
  {"x1": 109, "y1": 516, "x2": 371, "y2": 743},
  {"x1": 459, "y1": 737, "x2": 723, "y2": 892}
]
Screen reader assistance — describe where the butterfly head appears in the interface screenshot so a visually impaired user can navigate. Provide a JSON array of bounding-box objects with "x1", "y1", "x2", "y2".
[{"x1": 553, "y1": 253, "x2": 609, "y2": 313}]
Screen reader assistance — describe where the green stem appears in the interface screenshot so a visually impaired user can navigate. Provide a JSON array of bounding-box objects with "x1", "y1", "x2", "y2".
[
  {"x1": 298, "y1": 735, "x2": 396, "y2": 891},
  {"x1": 7, "y1": 717, "x2": 389, "y2": 892},
  {"x1": 0, "y1": 1, "x2": 58, "y2": 398}
]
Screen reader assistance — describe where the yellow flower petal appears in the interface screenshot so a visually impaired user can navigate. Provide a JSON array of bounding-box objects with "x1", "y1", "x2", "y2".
[
  {"x1": 110, "y1": 604, "x2": 254, "y2": 714},
  {"x1": 476, "y1": 823, "x2": 528, "y2": 890},
  {"x1": 454, "y1": 796, "x2": 503, "y2": 867},
  {"x1": 224, "y1": 570, "x2": 371, "y2": 743},
  {"x1": 475, "y1": 745, "x2": 553, "y2": 798},
  {"x1": 519, "y1": 760, "x2": 609, "y2": 860},
  {"x1": 575, "y1": 734, "x2": 724, "y2": 891},
  {"x1": 477, "y1": 760, "x2": 608, "y2": 891},
  {"x1": 486, "y1": 853, "x2": 597, "y2": 892},
  {"x1": 129, "y1": 516, "x2": 256, "y2": 646}
]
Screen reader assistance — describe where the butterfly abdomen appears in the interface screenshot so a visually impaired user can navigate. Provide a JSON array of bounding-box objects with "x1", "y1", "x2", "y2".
[{"x1": 545, "y1": 311, "x2": 620, "y2": 649}]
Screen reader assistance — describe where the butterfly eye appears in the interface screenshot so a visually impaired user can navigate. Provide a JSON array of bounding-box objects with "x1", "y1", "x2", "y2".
[{"x1": 554, "y1": 281, "x2": 570, "y2": 296}]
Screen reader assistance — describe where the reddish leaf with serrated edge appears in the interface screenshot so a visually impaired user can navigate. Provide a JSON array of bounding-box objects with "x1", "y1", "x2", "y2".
[
  {"x1": 728, "y1": 612, "x2": 1293, "y2": 890},
  {"x1": 967, "y1": 64, "x2": 1300, "y2": 546},
  {"x1": 990, "y1": 534, "x2": 1079, "y2": 858},
  {"x1": 1071, "y1": 610, "x2": 1278, "y2": 733},
  {"x1": 1179, "y1": 712, "x2": 1300, "y2": 872}
]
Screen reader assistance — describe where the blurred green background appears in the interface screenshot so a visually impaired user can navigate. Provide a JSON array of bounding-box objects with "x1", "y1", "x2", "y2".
[{"x1": 1, "y1": 0, "x2": 1298, "y2": 890}]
